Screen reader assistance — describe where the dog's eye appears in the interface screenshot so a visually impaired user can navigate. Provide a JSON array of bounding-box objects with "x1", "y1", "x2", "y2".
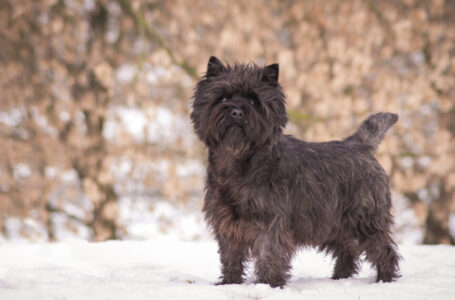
[
  {"x1": 246, "y1": 91, "x2": 259, "y2": 107},
  {"x1": 249, "y1": 98, "x2": 260, "y2": 107},
  {"x1": 216, "y1": 96, "x2": 228, "y2": 104}
]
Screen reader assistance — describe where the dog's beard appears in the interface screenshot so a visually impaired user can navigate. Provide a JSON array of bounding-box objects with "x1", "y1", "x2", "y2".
[
  {"x1": 208, "y1": 110, "x2": 253, "y2": 155},
  {"x1": 220, "y1": 124, "x2": 250, "y2": 154}
]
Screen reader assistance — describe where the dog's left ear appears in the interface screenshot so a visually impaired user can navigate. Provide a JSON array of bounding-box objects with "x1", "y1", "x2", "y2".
[
  {"x1": 262, "y1": 63, "x2": 279, "y2": 83},
  {"x1": 206, "y1": 56, "x2": 225, "y2": 78}
]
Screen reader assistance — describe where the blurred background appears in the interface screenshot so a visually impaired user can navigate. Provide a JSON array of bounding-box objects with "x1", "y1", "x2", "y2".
[{"x1": 0, "y1": 0, "x2": 454, "y2": 244}]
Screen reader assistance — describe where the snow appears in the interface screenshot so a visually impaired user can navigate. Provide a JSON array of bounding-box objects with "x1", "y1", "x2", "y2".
[
  {"x1": 0, "y1": 107, "x2": 25, "y2": 127},
  {"x1": 119, "y1": 199, "x2": 209, "y2": 241},
  {"x1": 0, "y1": 239, "x2": 454, "y2": 300},
  {"x1": 12, "y1": 163, "x2": 32, "y2": 179},
  {"x1": 103, "y1": 106, "x2": 195, "y2": 147}
]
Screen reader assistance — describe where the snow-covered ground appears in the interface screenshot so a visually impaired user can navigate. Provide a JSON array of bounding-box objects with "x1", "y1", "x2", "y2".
[{"x1": 0, "y1": 239, "x2": 454, "y2": 300}]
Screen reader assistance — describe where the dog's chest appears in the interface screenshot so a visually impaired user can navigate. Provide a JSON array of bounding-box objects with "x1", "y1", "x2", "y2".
[
  {"x1": 213, "y1": 172, "x2": 277, "y2": 219},
  {"x1": 209, "y1": 152, "x2": 281, "y2": 215}
]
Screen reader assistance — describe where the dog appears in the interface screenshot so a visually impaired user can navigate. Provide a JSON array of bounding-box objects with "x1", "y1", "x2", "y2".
[{"x1": 190, "y1": 56, "x2": 400, "y2": 287}]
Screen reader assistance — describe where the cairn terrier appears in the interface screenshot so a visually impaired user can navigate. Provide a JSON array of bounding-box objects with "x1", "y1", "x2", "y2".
[{"x1": 190, "y1": 56, "x2": 400, "y2": 287}]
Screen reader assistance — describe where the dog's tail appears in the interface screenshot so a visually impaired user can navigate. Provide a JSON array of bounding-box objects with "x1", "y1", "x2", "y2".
[{"x1": 345, "y1": 112, "x2": 398, "y2": 154}]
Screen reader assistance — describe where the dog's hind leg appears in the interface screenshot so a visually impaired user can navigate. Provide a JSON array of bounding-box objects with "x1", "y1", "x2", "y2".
[
  {"x1": 326, "y1": 239, "x2": 361, "y2": 280},
  {"x1": 361, "y1": 189, "x2": 400, "y2": 282},
  {"x1": 364, "y1": 232, "x2": 400, "y2": 282}
]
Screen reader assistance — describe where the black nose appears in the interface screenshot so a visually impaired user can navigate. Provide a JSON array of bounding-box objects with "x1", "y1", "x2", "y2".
[{"x1": 231, "y1": 108, "x2": 243, "y2": 120}]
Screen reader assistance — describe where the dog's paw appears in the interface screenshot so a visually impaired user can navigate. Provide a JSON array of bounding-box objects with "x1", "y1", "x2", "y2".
[
  {"x1": 255, "y1": 279, "x2": 286, "y2": 289},
  {"x1": 215, "y1": 278, "x2": 243, "y2": 285}
]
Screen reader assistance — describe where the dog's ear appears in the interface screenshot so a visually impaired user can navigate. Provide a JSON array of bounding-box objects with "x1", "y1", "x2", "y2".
[
  {"x1": 262, "y1": 63, "x2": 279, "y2": 83},
  {"x1": 206, "y1": 56, "x2": 225, "y2": 78}
]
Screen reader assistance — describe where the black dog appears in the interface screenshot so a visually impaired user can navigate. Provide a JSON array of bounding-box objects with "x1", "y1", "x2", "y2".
[{"x1": 191, "y1": 56, "x2": 400, "y2": 288}]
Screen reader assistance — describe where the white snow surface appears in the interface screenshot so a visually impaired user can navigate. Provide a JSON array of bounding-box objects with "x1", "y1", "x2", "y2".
[{"x1": 0, "y1": 239, "x2": 454, "y2": 300}]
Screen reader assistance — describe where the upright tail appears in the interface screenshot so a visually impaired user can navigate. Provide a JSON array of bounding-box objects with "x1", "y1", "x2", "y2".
[{"x1": 345, "y1": 112, "x2": 398, "y2": 154}]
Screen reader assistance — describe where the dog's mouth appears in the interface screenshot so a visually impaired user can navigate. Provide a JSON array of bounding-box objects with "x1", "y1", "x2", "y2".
[
  {"x1": 226, "y1": 122, "x2": 244, "y2": 129},
  {"x1": 214, "y1": 121, "x2": 250, "y2": 153},
  {"x1": 222, "y1": 123, "x2": 245, "y2": 139}
]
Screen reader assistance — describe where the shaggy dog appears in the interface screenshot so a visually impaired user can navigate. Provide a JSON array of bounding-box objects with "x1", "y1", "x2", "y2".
[{"x1": 190, "y1": 56, "x2": 400, "y2": 287}]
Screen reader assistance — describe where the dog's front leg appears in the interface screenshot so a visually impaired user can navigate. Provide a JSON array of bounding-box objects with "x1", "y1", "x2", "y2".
[
  {"x1": 215, "y1": 232, "x2": 248, "y2": 284},
  {"x1": 252, "y1": 220, "x2": 295, "y2": 288}
]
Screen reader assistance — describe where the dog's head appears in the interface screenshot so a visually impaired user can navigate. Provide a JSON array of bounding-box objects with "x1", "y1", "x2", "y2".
[{"x1": 191, "y1": 56, "x2": 288, "y2": 155}]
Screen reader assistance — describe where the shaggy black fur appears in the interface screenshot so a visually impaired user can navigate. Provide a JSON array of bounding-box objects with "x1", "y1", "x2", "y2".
[{"x1": 191, "y1": 56, "x2": 400, "y2": 288}]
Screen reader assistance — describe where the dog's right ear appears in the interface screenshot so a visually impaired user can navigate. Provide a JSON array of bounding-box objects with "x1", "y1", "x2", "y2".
[
  {"x1": 262, "y1": 63, "x2": 279, "y2": 83},
  {"x1": 206, "y1": 56, "x2": 225, "y2": 78}
]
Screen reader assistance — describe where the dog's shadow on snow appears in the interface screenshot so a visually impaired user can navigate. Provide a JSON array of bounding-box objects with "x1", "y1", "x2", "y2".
[
  {"x1": 288, "y1": 276, "x2": 376, "y2": 292},
  {"x1": 202, "y1": 276, "x2": 376, "y2": 291}
]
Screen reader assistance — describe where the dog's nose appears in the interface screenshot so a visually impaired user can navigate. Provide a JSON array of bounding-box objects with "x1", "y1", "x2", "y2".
[{"x1": 231, "y1": 108, "x2": 243, "y2": 120}]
